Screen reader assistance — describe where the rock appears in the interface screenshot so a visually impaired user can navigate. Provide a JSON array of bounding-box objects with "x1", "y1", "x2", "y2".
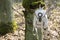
[
  {"x1": 50, "y1": 30, "x2": 59, "y2": 37},
  {"x1": 19, "y1": 30, "x2": 25, "y2": 36},
  {"x1": 13, "y1": 31, "x2": 18, "y2": 36},
  {"x1": 20, "y1": 36, "x2": 25, "y2": 40}
]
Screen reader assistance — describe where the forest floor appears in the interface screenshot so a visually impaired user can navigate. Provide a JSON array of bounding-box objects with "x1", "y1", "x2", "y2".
[
  {"x1": 43, "y1": 6, "x2": 60, "y2": 40},
  {"x1": 0, "y1": 3, "x2": 60, "y2": 40}
]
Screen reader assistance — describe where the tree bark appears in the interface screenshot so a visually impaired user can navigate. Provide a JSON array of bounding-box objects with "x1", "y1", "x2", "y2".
[
  {"x1": 22, "y1": 0, "x2": 45, "y2": 40},
  {"x1": 24, "y1": 10, "x2": 37, "y2": 40}
]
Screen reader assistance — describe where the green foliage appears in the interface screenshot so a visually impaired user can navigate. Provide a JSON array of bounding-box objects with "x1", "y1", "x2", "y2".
[
  {"x1": 22, "y1": 0, "x2": 45, "y2": 9},
  {"x1": 31, "y1": 1, "x2": 45, "y2": 5}
]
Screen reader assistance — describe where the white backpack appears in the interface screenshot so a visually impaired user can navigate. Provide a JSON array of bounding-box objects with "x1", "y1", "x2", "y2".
[{"x1": 33, "y1": 7, "x2": 48, "y2": 28}]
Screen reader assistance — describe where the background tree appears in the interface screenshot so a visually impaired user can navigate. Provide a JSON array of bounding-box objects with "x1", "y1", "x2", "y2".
[
  {"x1": 22, "y1": 0, "x2": 45, "y2": 40},
  {"x1": 0, "y1": 0, "x2": 17, "y2": 35}
]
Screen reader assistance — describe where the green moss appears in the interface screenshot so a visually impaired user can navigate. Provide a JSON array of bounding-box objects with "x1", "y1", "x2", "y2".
[
  {"x1": 22, "y1": 0, "x2": 45, "y2": 9},
  {"x1": 0, "y1": 21, "x2": 17, "y2": 35},
  {"x1": 31, "y1": 1, "x2": 45, "y2": 5}
]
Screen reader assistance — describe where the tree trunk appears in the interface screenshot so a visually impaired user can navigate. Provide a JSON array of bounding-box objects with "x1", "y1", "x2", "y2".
[
  {"x1": 22, "y1": 0, "x2": 45, "y2": 40},
  {"x1": 0, "y1": 0, "x2": 17, "y2": 35},
  {"x1": 24, "y1": 10, "x2": 37, "y2": 40}
]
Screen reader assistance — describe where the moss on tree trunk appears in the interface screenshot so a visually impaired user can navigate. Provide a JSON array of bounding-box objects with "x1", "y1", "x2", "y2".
[
  {"x1": 0, "y1": 0, "x2": 17, "y2": 35},
  {"x1": 22, "y1": 0, "x2": 45, "y2": 40},
  {"x1": 24, "y1": 10, "x2": 43, "y2": 40},
  {"x1": 22, "y1": 0, "x2": 44, "y2": 9},
  {"x1": 24, "y1": 10, "x2": 37, "y2": 40}
]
